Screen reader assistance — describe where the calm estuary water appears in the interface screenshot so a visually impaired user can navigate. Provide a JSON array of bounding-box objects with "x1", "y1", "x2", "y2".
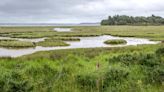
[
  {"x1": 0, "y1": 35, "x2": 159, "y2": 57},
  {"x1": 54, "y1": 28, "x2": 72, "y2": 32}
]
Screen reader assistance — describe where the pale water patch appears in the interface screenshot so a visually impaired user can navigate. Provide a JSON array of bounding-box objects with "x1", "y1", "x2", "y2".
[
  {"x1": 54, "y1": 28, "x2": 72, "y2": 32},
  {"x1": 0, "y1": 35, "x2": 160, "y2": 57},
  {"x1": 18, "y1": 38, "x2": 46, "y2": 43},
  {"x1": 0, "y1": 37, "x2": 46, "y2": 43},
  {"x1": 66, "y1": 35, "x2": 159, "y2": 48}
]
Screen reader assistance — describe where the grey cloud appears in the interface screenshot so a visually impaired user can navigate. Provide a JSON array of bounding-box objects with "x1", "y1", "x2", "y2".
[{"x1": 0, "y1": 0, "x2": 164, "y2": 23}]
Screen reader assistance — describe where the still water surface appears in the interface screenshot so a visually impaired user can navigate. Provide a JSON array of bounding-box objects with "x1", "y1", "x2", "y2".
[{"x1": 0, "y1": 35, "x2": 159, "y2": 57}]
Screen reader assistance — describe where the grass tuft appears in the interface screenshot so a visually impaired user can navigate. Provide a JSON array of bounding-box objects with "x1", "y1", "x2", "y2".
[
  {"x1": 104, "y1": 39, "x2": 127, "y2": 45},
  {"x1": 45, "y1": 37, "x2": 80, "y2": 41},
  {"x1": 36, "y1": 40, "x2": 69, "y2": 47}
]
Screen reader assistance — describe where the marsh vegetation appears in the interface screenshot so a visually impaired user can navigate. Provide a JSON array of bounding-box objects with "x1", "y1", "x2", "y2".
[
  {"x1": 0, "y1": 26, "x2": 164, "y2": 41},
  {"x1": 0, "y1": 39, "x2": 35, "y2": 48},
  {"x1": 0, "y1": 44, "x2": 164, "y2": 92},
  {"x1": 45, "y1": 37, "x2": 80, "y2": 41},
  {"x1": 36, "y1": 40, "x2": 70, "y2": 47},
  {"x1": 0, "y1": 26, "x2": 163, "y2": 92},
  {"x1": 104, "y1": 39, "x2": 127, "y2": 45}
]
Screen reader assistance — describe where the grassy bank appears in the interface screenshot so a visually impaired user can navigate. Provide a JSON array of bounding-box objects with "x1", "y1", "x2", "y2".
[
  {"x1": 0, "y1": 39, "x2": 35, "y2": 48},
  {"x1": 0, "y1": 26, "x2": 164, "y2": 41},
  {"x1": 36, "y1": 40, "x2": 69, "y2": 47},
  {"x1": 45, "y1": 37, "x2": 80, "y2": 41},
  {"x1": 0, "y1": 44, "x2": 163, "y2": 92}
]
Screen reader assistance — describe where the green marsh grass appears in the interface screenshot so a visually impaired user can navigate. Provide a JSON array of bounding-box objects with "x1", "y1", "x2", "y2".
[
  {"x1": 0, "y1": 26, "x2": 163, "y2": 91},
  {"x1": 0, "y1": 44, "x2": 163, "y2": 92},
  {"x1": 0, "y1": 40, "x2": 35, "y2": 48},
  {"x1": 104, "y1": 39, "x2": 127, "y2": 45},
  {"x1": 45, "y1": 37, "x2": 80, "y2": 41},
  {"x1": 0, "y1": 26, "x2": 164, "y2": 41},
  {"x1": 36, "y1": 40, "x2": 69, "y2": 47}
]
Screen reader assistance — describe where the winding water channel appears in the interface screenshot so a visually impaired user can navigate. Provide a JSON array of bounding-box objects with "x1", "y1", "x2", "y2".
[{"x1": 0, "y1": 35, "x2": 159, "y2": 57}]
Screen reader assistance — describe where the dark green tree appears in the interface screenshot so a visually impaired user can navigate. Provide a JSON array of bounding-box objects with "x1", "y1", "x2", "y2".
[{"x1": 101, "y1": 15, "x2": 164, "y2": 25}]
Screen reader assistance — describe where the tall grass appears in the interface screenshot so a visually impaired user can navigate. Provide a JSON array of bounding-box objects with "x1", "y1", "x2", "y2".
[{"x1": 0, "y1": 44, "x2": 163, "y2": 92}]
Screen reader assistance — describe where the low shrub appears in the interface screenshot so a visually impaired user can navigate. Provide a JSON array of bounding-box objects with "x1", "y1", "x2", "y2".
[
  {"x1": 0, "y1": 71, "x2": 33, "y2": 92},
  {"x1": 146, "y1": 66, "x2": 164, "y2": 84},
  {"x1": 102, "y1": 67, "x2": 129, "y2": 91},
  {"x1": 138, "y1": 53, "x2": 160, "y2": 67},
  {"x1": 156, "y1": 47, "x2": 164, "y2": 56},
  {"x1": 108, "y1": 52, "x2": 160, "y2": 67},
  {"x1": 76, "y1": 75, "x2": 96, "y2": 90}
]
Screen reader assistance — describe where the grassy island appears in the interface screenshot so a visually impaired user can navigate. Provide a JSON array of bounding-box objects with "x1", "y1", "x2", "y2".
[{"x1": 104, "y1": 39, "x2": 127, "y2": 45}]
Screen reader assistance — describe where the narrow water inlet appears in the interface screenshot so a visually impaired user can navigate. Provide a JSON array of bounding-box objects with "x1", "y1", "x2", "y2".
[
  {"x1": 0, "y1": 35, "x2": 159, "y2": 57},
  {"x1": 0, "y1": 36, "x2": 46, "y2": 43},
  {"x1": 54, "y1": 28, "x2": 72, "y2": 32}
]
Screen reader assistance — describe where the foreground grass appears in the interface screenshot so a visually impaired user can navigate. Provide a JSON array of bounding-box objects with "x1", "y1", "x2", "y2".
[
  {"x1": 0, "y1": 44, "x2": 163, "y2": 92},
  {"x1": 104, "y1": 39, "x2": 127, "y2": 45}
]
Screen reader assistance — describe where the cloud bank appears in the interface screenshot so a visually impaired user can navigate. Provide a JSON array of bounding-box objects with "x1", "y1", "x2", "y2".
[{"x1": 0, "y1": 0, "x2": 164, "y2": 23}]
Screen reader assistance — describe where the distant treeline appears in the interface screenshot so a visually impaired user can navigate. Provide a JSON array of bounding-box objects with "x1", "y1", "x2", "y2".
[{"x1": 101, "y1": 15, "x2": 164, "y2": 25}]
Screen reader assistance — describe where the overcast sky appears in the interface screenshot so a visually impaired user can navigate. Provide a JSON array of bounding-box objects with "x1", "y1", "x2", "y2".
[{"x1": 0, "y1": 0, "x2": 164, "y2": 23}]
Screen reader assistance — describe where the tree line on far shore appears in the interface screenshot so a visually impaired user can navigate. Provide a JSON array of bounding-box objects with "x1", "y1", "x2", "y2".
[{"x1": 101, "y1": 15, "x2": 164, "y2": 25}]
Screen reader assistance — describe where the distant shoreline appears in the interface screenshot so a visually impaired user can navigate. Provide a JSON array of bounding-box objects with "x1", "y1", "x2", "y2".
[{"x1": 0, "y1": 23, "x2": 100, "y2": 27}]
